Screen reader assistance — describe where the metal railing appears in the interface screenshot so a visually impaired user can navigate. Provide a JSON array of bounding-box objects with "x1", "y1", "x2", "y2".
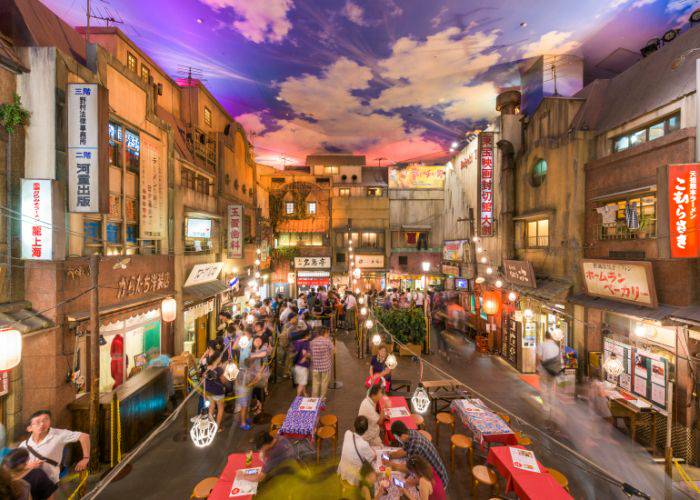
[{"x1": 598, "y1": 219, "x2": 657, "y2": 240}]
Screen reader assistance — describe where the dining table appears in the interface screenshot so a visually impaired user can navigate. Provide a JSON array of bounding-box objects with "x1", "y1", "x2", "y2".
[
  {"x1": 487, "y1": 445, "x2": 573, "y2": 500},
  {"x1": 450, "y1": 398, "x2": 517, "y2": 447},
  {"x1": 371, "y1": 446, "x2": 417, "y2": 500},
  {"x1": 379, "y1": 395, "x2": 416, "y2": 444},
  {"x1": 278, "y1": 396, "x2": 322, "y2": 440},
  {"x1": 209, "y1": 452, "x2": 263, "y2": 500}
]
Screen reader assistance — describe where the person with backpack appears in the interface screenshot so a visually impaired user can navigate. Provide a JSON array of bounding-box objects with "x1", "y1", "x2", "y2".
[{"x1": 337, "y1": 416, "x2": 376, "y2": 486}]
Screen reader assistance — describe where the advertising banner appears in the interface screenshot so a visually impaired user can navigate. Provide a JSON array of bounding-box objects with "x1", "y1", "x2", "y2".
[
  {"x1": 294, "y1": 256, "x2": 331, "y2": 269},
  {"x1": 227, "y1": 205, "x2": 243, "y2": 259},
  {"x1": 582, "y1": 259, "x2": 657, "y2": 307},
  {"x1": 503, "y1": 260, "x2": 537, "y2": 288},
  {"x1": 389, "y1": 165, "x2": 445, "y2": 189},
  {"x1": 668, "y1": 163, "x2": 699, "y2": 258},
  {"x1": 442, "y1": 240, "x2": 467, "y2": 262},
  {"x1": 140, "y1": 140, "x2": 165, "y2": 239},
  {"x1": 355, "y1": 254, "x2": 385, "y2": 268},
  {"x1": 21, "y1": 179, "x2": 53, "y2": 260}
]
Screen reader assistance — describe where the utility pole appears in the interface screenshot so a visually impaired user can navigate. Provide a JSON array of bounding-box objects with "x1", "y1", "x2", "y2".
[
  {"x1": 88, "y1": 254, "x2": 100, "y2": 469},
  {"x1": 664, "y1": 379, "x2": 674, "y2": 500}
]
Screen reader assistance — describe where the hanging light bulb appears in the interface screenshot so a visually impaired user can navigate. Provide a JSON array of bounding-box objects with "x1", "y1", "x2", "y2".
[
  {"x1": 355, "y1": 288, "x2": 360, "y2": 294},
  {"x1": 190, "y1": 413, "x2": 218, "y2": 447},
  {"x1": 385, "y1": 353, "x2": 398, "y2": 370},
  {"x1": 495, "y1": 279, "x2": 503, "y2": 288},
  {"x1": 550, "y1": 327, "x2": 564, "y2": 342},
  {"x1": 358, "y1": 297, "x2": 365, "y2": 305},
  {"x1": 472, "y1": 236, "x2": 479, "y2": 242},
  {"x1": 476, "y1": 247, "x2": 483, "y2": 253},
  {"x1": 486, "y1": 266, "x2": 493, "y2": 275},
  {"x1": 256, "y1": 248, "x2": 262, "y2": 255},
  {"x1": 480, "y1": 256, "x2": 487, "y2": 264},
  {"x1": 365, "y1": 319, "x2": 374, "y2": 329},
  {"x1": 524, "y1": 308, "x2": 534, "y2": 319},
  {"x1": 254, "y1": 258, "x2": 261, "y2": 266},
  {"x1": 161, "y1": 298, "x2": 177, "y2": 322},
  {"x1": 223, "y1": 361, "x2": 239, "y2": 381},
  {"x1": 508, "y1": 291, "x2": 517, "y2": 302},
  {"x1": 411, "y1": 385, "x2": 431, "y2": 414},
  {"x1": 352, "y1": 278, "x2": 358, "y2": 285},
  {"x1": 238, "y1": 335, "x2": 251, "y2": 349},
  {"x1": 245, "y1": 314, "x2": 255, "y2": 325},
  {"x1": 475, "y1": 277, "x2": 485, "y2": 284},
  {"x1": 248, "y1": 298, "x2": 256, "y2": 307},
  {"x1": 0, "y1": 329, "x2": 22, "y2": 371},
  {"x1": 634, "y1": 324, "x2": 649, "y2": 338},
  {"x1": 372, "y1": 333, "x2": 382, "y2": 346},
  {"x1": 603, "y1": 354, "x2": 624, "y2": 378},
  {"x1": 254, "y1": 271, "x2": 261, "y2": 279},
  {"x1": 360, "y1": 306, "x2": 368, "y2": 316},
  {"x1": 353, "y1": 267, "x2": 361, "y2": 279},
  {"x1": 348, "y1": 245, "x2": 353, "y2": 252}
]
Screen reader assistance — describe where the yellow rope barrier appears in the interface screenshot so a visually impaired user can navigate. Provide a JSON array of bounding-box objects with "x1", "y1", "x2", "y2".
[
  {"x1": 65, "y1": 470, "x2": 89, "y2": 500},
  {"x1": 673, "y1": 459, "x2": 700, "y2": 494}
]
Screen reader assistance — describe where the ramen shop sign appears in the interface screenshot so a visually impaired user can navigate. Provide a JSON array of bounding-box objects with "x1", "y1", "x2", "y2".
[{"x1": 669, "y1": 164, "x2": 699, "y2": 258}]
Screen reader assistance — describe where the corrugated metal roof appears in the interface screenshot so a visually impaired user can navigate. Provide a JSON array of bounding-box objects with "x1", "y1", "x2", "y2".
[
  {"x1": 306, "y1": 154, "x2": 366, "y2": 166},
  {"x1": 183, "y1": 280, "x2": 229, "y2": 307},
  {"x1": 508, "y1": 277, "x2": 572, "y2": 303},
  {"x1": 277, "y1": 217, "x2": 329, "y2": 233},
  {"x1": 0, "y1": 301, "x2": 52, "y2": 333}
]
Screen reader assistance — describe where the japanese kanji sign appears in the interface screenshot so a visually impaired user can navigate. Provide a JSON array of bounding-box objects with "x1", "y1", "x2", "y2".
[
  {"x1": 184, "y1": 262, "x2": 224, "y2": 287},
  {"x1": 21, "y1": 179, "x2": 53, "y2": 260},
  {"x1": 67, "y1": 83, "x2": 103, "y2": 213},
  {"x1": 140, "y1": 140, "x2": 165, "y2": 239},
  {"x1": 227, "y1": 204, "x2": 243, "y2": 259},
  {"x1": 354, "y1": 254, "x2": 384, "y2": 268},
  {"x1": 294, "y1": 256, "x2": 331, "y2": 269},
  {"x1": 504, "y1": 260, "x2": 537, "y2": 288},
  {"x1": 581, "y1": 259, "x2": 657, "y2": 308},
  {"x1": 668, "y1": 163, "x2": 699, "y2": 259},
  {"x1": 478, "y1": 132, "x2": 495, "y2": 237}
]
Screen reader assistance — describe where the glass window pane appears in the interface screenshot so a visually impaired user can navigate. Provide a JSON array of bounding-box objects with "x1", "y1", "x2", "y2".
[
  {"x1": 613, "y1": 136, "x2": 629, "y2": 152},
  {"x1": 629, "y1": 129, "x2": 646, "y2": 146},
  {"x1": 648, "y1": 121, "x2": 665, "y2": 141},
  {"x1": 667, "y1": 114, "x2": 680, "y2": 132},
  {"x1": 538, "y1": 219, "x2": 549, "y2": 236}
]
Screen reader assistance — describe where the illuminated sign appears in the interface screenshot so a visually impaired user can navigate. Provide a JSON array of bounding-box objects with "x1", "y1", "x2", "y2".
[
  {"x1": 478, "y1": 132, "x2": 495, "y2": 236},
  {"x1": 389, "y1": 166, "x2": 445, "y2": 189},
  {"x1": 21, "y1": 179, "x2": 53, "y2": 260},
  {"x1": 294, "y1": 257, "x2": 331, "y2": 269},
  {"x1": 67, "y1": 84, "x2": 101, "y2": 212},
  {"x1": 581, "y1": 259, "x2": 657, "y2": 308},
  {"x1": 227, "y1": 205, "x2": 243, "y2": 259},
  {"x1": 355, "y1": 254, "x2": 384, "y2": 268},
  {"x1": 186, "y1": 219, "x2": 212, "y2": 239},
  {"x1": 668, "y1": 163, "x2": 699, "y2": 258}
]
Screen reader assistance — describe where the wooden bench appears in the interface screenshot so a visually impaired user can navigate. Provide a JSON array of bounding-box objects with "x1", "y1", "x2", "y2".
[{"x1": 422, "y1": 380, "x2": 467, "y2": 415}]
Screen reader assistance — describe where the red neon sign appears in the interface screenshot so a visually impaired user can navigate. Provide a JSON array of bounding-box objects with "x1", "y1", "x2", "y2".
[{"x1": 669, "y1": 163, "x2": 699, "y2": 258}]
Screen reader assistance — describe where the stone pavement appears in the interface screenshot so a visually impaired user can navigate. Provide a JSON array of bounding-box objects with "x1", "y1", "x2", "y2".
[{"x1": 93, "y1": 327, "x2": 686, "y2": 499}]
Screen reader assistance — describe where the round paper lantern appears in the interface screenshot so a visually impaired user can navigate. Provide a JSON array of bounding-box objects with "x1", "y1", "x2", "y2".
[
  {"x1": 238, "y1": 335, "x2": 251, "y2": 349},
  {"x1": 372, "y1": 333, "x2": 382, "y2": 346},
  {"x1": 353, "y1": 267, "x2": 361, "y2": 279},
  {"x1": 223, "y1": 361, "x2": 239, "y2": 381},
  {"x1": 0, "y1": 329, "x2": 22, "y2": 371},
  {"x1": 365, "y1": 319, "x2": 374, "y2": 329},
  {"x1": 254, "y1": 258, "x2": 261, "y2": 266},
  {"x1": 486, "y1": 267, "x2": 493, "y2": 275},
  {"x1": 256, "y1": 248, "x2": 262, "y2": 255},
  {"x1": 358, "y1": 297, "x2": 365, "y2": 305},
  {"x1": 190, "y1": 413, "x2": 218, "y2": 447},
  {"x1": 411, "y1": 385, "x2": 430, "y2": 414},
  {"x1": 385, "y1": 354, "x2": 398, "y2": 370},
  {"x1": 495, "y1": 279, "x2": 503, "y2": 288},
  {"x1": 161, "y1": 298, "x2": 177, "y2": 323},
  {"x1": 475, "y1": 277, "x2": 485, "y2": 284},
  {"x1": 482, "y1": 291, "x2": 501, "y2": 316},
  {"x1": 354, "y1": 288, "x2": 360, "y2": 294},
  {"x1": 603, "y1": 355, "x2": 624, "y2": 378},
  {"x1": 508, "y1": 291, "x2": 517, "y2": 302},
  {"x1": 360, "y1": 307, "x2": 368, "y2": 316},
  {"x1": 523, "y1": 308, "x2": 534, "y2": 319}
]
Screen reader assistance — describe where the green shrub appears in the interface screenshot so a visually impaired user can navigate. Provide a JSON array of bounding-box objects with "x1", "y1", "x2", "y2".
[{"x1": 373, "y1": 307, "x2": 426, "y2": 345}]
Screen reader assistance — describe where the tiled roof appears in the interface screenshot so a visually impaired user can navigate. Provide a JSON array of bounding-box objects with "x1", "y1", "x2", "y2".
[
  {"x1": 306, "y1": 154, "x2": 366, "y2": 166},
  {"x1": 277, "y1": 217, "x2": 328, "y2": 233}
]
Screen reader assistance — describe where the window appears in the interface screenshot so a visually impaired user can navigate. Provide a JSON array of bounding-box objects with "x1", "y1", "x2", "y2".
[
  {"x1": 612, "y1": 113, "x2": 680, "y2": 152},
  {"x1": 336, "y1": 253, "x2": 346, "y2": 263},
  {"x1": 338, "y1": 232, "x2": 359, "y2": 248},
  {"x1": 276, "y1": 232, "x2": 323, "y2": 247},
  {"x1": 285, "y1": 202, "x2": 295, "y2": 214},
  {"x1": 140, "y1": 65, "x2": 150, "y2": 83},
  {"x1": 360, "y1": 232, "x2": 380, "y2": 248},
  {"x1": 597, "y1": 193, "x2": 657, "y2": 240},
  {"x1": 125, "y1": 130, "x2": 140, "y2": 172},
  {"x1": 108, "y1": 122, "x2": 123, "y2": 167},
  {"x1": 531, "y1": 159, "x2": 547, "y2": 187},
  {"x1": 323, "y1": 166, "x2": 339, "y2": 174},
  {"x1": 203, "y1": 107, "x2": 212, "y2": 127},
  {"x1": 339, "y1": 188, "x2": 350, "y2": 197},
  {"x1": 126, "y1": 52, "x2": 137, "y2": 73},
  {"x1": 181, "y1": 168, "x2": 196, "y2": 190},
  {"x1": 367, "y1": 187, "x2": 383, "y2": 197},
  {"x1": 84, "y1": 219, "x2": 102, "y2": 254},
  {"x1": 195, "y1": 176, "x2": 210, "y2": 195},
  {"x1": 526, "y1": 219, "x2": 549, "y2": 248},
  {"x1": 398, "y1": 255, "x2": 408, "y2": 266},
  {"x1": 106, "y1": 222, "x2": 122, "y2": 244},
  {"x1": 307, "y1": 202, "x2": 317, "y2": 214}
]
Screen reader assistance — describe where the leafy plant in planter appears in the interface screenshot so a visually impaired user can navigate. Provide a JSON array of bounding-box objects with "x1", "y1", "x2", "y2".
[{"x1": 373, "y1": 307, "x2": 426, "y2": 346}]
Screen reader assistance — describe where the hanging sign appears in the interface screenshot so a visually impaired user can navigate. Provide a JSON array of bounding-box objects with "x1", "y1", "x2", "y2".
[
  {"x1": 581, "y1": 259, "x2": 657, "y2": 307},
  {"x1": 442, "y1": 240, "x2": 466, "y2": 262},
  {"x1": 503, "y1": 260, "x2": 537, "y2": 288},
  {"x1": 294, "y1": 256, "x2": 331, "y2": 269},
  {"x1": 227, "y1": 204, "x2": 244, "y2": 259},
  {"x1": 140, "y1": 140, "x2": 165, "y2": 239},
  {"x1": 441, "y1": 264, "x2": 459, "y2": 276},
  {"x1": 184, "y1": 263, "x2": 224, "y2": 287},
  {"x1": 668, "y1": 163, "x2": 699, "y2": 258},
  {"x1": 478, "y1": 132, "x2": 495, "y2": 236},
  {"x1": 21, "y1": 179, "x2": 53, "y2": 260},
  {"x1": 67, "y1": 83, "x2": 107, "y2": 213}
]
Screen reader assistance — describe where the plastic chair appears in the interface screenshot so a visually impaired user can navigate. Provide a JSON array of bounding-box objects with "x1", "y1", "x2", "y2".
[
  {"x1": 545, "y1": 467, "x2": 570, "y2": 491},
  {"x1": 320, "y1": 414, "x2": 338, "y2": 432}
]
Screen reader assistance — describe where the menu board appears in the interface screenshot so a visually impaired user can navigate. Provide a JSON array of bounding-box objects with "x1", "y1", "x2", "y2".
[
  {"x1": 632, "y1": 349, "x2": 669, "y2": 410},
  {"x1": 388, "y1": 407, "x2": 410, "y2": 419},
  {"x1": 298, "y1": 397, "x2": 320, "y2": 412},
  {"x1": 501, "y1": 315, "x2": 518, "y2": 367},
  {"x1": 230, "y1": 468, "x2": 261, "y2": 497},
  {"x1": 509, "y1": 447, "x2": 541, "y2": 473}
]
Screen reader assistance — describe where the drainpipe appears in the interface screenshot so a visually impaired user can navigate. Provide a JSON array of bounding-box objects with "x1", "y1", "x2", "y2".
[{"x1": 5, "y1": 131, "x2": 11, "y2": 300}]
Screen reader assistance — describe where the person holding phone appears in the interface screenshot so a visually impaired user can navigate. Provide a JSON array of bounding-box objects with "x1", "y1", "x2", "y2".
[
  {"x1": 357, "y1": 461, "x2": 387, "y2": 500},
  {"x1": 401, "y1": 456, "x2": 446, "y2": 500}
]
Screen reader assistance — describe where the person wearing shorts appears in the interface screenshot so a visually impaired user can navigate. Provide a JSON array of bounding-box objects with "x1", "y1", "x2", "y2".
[{"x1": 292, "y1": 333, "x2": 311, "y2": 396}]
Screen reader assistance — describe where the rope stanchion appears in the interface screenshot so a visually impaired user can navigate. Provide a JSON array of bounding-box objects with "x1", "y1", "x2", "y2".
[{"x1": 66, "y1": 471, "x2": 89, "y2": 500}]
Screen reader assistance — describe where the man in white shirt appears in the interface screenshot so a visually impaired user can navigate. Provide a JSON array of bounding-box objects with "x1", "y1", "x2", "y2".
[
  {"x1": 357, "y1": 384, "x2": 387, "y2": 447},
  {"x1": 279, "y1": 302, "x2": 294, "y2": 324},
  {"x1": 20, "y1": 410, "x2": 90, "y2": 484},
  {"x1": 337, "y1": 416, "x2": 376, "y2": 485},
  {"x1": 414, "y1": 290, "x2": 424, "y2": 307}
]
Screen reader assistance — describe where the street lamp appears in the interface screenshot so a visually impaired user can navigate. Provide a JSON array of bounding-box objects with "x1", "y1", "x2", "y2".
[
  {"x1": 421, "y1": 261, "x2": 431, "y2": 272},
  {"x1": 421, "y1": 261, "x2": 430, "y2": 291}
]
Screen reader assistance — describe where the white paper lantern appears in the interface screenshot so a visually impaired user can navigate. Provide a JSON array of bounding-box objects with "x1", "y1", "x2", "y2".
[
  {"x1": 508, "y1": 292, "x2": 517, "y2": 302},
  {"x1": 161, "y1": 298, "x2": 177, "y2": 323},
  {"x1": 238, "y1": 335, "x2": 251, "y2": 349},
  {"x1": 256, "y1": 248, "x2": 262, "y2": 255},
  {"x1": 495, "y1": 279, "x2": 503, "y2": 288},
  {"x1": 480, "y1": 256, "x2": 487, "y2": 264},
  {"x1": 223, "y1": 361, "x2": 239, "y2": 381},
  {"x1": 603, "y1": 355, "x2": 624, "y2": 378},
  {"x1": 475, "y1": 277, "x2": 485, "y2": 284},
  {"x1": 353, "y1": 267, "x2": 361, "y2": 279},
  {"x1": 358, "y1": 297, "x2": 365, "y2": 305},
  {"x1": 524, "y1": 308, "x2": 534, "y2": 319},
  {"x1": 385, "y1": 353, "x2": 398, "y2": 370},
  {"x1": 476, "y1": 247, "x2": 483, "y2": 253},
  {"x1": 0, "y1": 329, "x2": 22, "y2": 371},
  {"x1": 245, "y1": 314, "x2": 255, "y2": 325},
  {"x1": 254, "y1": 258, "x2": 261, "y2": 266},
  {"x1": 190, "y1": 413, "x2": 218, "y2": 447},
  {"x1": 355, "y1": 288, "x2": 360, "y2": 294},
  {"x1": 365, "y1": 319, "x2": 374, "y2": 329},
  {"x1": 360, "y1": 307, "x2": 368, "y2": 316},
  {"x1": 372, "y1": 333, "x2": 382, "y2": 346},
  {"x1": 486, "y1": 267, "x2": 493, "y2": 275},
  {"x1": 411, "y1": 385, "x2": 430, "y2": 414}
]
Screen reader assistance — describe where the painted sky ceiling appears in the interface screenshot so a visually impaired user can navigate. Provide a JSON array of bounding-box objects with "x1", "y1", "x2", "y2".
[{"x1": 45, "y1": 0, "x2": 696, "y2": 167}]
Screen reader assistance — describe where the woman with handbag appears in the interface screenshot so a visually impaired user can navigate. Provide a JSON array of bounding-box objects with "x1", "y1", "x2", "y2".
[{"x1": 337, "y1": 416, "x2": 376, "y2": 486}]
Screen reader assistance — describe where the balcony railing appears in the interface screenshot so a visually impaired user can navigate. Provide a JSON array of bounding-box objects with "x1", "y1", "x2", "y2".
[{"x1": 598, "y1": 219, "x2": 657, "y2": 241}]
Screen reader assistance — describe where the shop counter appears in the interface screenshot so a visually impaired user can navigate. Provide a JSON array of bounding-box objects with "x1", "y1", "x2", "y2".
[{"x1": 69, "y1": 366, "x2": 169, "y2": 462}]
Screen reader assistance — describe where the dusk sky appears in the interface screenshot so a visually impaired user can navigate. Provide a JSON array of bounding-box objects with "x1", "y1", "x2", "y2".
[{"x1": 45, "y1": 0, "x2": 697, "y2": 167}]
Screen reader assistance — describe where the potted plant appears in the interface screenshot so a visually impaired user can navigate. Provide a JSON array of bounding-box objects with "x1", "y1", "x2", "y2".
[
  {"x1": 373, "y1": 307, "x2": 426, "y2": 356},
  {"x1": 636, "y1": 216, "x2": 652, "y2": 239}
]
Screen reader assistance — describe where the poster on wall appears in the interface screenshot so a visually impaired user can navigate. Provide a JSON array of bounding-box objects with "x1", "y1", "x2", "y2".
[
  {"x1": 668, "y1": 163, "x2": 699, "y2": 258},
  {"x1": 581, "y1": 259, "x2": 657, "y2": 308},
  {"x1": 388, "y1": 166, "x2": 445, "y2": 189},
  {"x1": 227, "y1": 205, "x2": 243, "y2": 259},
  {"x1": 67, "y1": 83, "x2": 107, "y2": 213},
  {"x1": 478, "y1": 132, "x2": 495, "y2": 237},
  {"x1": 140, "y1": 140, "x2": 165, "y2": 239},
  {"x1": 442, "y1": 240, "x2": 466, "y2": 262}
]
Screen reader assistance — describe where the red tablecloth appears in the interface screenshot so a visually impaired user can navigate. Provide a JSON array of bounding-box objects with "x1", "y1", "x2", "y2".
[
  {"x1": 487, "y1": 446, "x2": 573, "y2": 500},
  {"x1": 209, "y1": 452, "x2": 263, "y2": 500},
  {"x1": 379, "y1": 395, "x2": 416, "y2": 444}
]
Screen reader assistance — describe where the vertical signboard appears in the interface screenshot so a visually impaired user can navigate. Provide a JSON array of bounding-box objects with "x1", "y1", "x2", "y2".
[
  {"x1": 478, "y1": 132, "x2": 495, "y2": 236},
  {"x1": 140, "y1": 140, "x2": 165, "y2": 239},
  {"x1": 67, "y1": 84, "x2": 107, "y2": 213},
  {"x1": 227, "y1": 205, "x2": 243, "y2": 259},
  {"x1": 21, "y1": 179, "x2": 53, "y2": 260},
  {"x1": 669, "y1": 163, "x2": 699, "y2": 258}
]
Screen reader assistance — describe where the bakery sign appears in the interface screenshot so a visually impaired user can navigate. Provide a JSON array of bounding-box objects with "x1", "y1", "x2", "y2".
[
  {"x1": 478, "y1": 132, "x2": 495, "y2": 237},
  {"x1": 503, "y1": 260, "x2": 537, "y2": 288},
  {"x1": 294, "y1": 256, "x2": 331, "y2": 269},
  {"x1": 354, "y1": 254, "x2": 385, "y2": 269},
  {"x1": 668, "y1": 163, "x2": 699, "y2": 258},
  {"x1": 582, "y1": 259, "x2": 657, "y2": 308}
]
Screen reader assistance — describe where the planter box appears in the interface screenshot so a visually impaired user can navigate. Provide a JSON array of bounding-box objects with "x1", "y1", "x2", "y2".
[{"x1": 399, "y1": 343, "x2": 422, "y2": 356}]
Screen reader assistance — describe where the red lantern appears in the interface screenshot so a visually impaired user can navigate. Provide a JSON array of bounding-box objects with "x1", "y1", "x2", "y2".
[{"x1": 481, "y1": 291, "x2": 501, "y2": 316}]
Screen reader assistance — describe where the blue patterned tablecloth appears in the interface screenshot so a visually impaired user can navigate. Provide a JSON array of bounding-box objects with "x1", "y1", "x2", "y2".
[
  {"x1": 450, "y1": 399, "x2": 516, "y2": 445},
  {"x1": 279, "y1": 396, "x2": 321, "y2": 438}
]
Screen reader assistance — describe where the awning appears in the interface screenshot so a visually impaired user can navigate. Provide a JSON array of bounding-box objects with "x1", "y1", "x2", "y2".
[
  {"x1": 507, "y1": 277, "x2": 572, "y2": 303},
  {"x1": 277, "y1": 217, "x2": 328, "y2": 233},
  {"x1": 183, "y1": 280, "x2": 229, "y2": 307},
  {"x1": 67, "y1": 293, "x2": 170, "y2": 325},
  {"x1": 568, "y1": 294, "x2": 700, "y2": 324},
  {"x1": 0, "y1": 301, "x2": 53, "y2": 334}
]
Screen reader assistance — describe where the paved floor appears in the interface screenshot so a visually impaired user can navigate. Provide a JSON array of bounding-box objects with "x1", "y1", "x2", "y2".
[{"x1": 93, "y1": 327, "x2": 689, "y2": 499}]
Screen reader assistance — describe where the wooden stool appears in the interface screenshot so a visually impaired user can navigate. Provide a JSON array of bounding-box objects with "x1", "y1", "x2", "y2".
[
  {"x1": 418, "y1": 430, "x2": 433, "y2": 442},
  {"x1": 545, "y1": 467, "x2": 570, "y2": 491},
  {"x1": 270, "y1": 413, "x2": 286, "y2": 431},
  {"x1": 496, "y1": 412, "x2": 511, "y2": 424},
  {"x1": 320, "y1": 414, "x2": 338, "y2": 432},
  {"x1": 450, "y1": 434, "x2": 473, "y2": 472},
  {"x1": 316, "y1": 425, "x2": 337, "y2": 464},
  {"x1": 471, "y1": 465, "x2": 498, "y2": 497},
  {"x1": 515, "y1": 431, "x2": 532, "y2": 446},
  {"x1": 435, "y1": 412, "x2": 455, "y2": 447},
  {"x1": 411, "y1": 414, "x2": 425, "y2": 429},
  {"x1": 191, "y1": 477, "x2": 218, "y2": 499}
]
